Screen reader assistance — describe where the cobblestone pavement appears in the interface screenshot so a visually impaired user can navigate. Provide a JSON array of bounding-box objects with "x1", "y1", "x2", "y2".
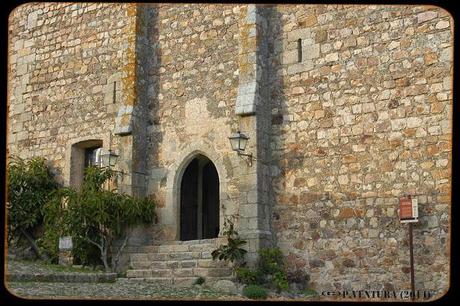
[
  {"x1": 6, "y1": 280, "x2": 320, "y2": 301},
  {"x1": 7, "y1": 258, "x2": 99, "y2": 275},
  {"x1": 5, "y1": 259, "x2": 318, "y2": 301},
  {"x1": 6, "y1": 259, "x2": 239, "y2": 300},
  {"x1": 6, "y1": 279, "x2": 245, "y2": 300}
]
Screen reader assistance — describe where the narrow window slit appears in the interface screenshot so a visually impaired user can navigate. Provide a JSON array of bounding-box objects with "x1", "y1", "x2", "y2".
[
  {"x1": 297, "y1": 38, "x2": 302, "y2": 62},
  {"x1": 112, "y1": 81, "x2": 117, "y2": 104}
]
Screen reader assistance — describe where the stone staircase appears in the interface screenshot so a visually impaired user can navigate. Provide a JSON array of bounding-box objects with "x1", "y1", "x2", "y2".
[{"x1": 126, "y1": 238, "x2": 233, "y2": 286}]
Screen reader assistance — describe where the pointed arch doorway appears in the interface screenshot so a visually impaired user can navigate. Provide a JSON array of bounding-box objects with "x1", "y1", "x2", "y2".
[{"x1": 180, "y1": 154, "x2": 220, "y2": 241}]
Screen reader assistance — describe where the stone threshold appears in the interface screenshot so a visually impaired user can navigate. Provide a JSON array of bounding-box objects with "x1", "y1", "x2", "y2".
[{"x1": 151, "y1": 237, "x2": 227, "y2": 245}]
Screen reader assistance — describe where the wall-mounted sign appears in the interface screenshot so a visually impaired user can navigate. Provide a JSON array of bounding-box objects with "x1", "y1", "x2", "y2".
[
  {"x1": 59, "y1": 236, "x2": 73, "y2": 250},
  {"x1": 399, "y1": 197, "x2": 418, "y2": 223}
]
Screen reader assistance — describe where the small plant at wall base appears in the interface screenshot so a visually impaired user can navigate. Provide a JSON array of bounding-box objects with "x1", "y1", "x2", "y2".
[
  {"x1": 6, "y1": 156, "x2": 59, "y2": 261},
  {"x1": 242, "y1": 285, "x2": 268, "y2": 300},
  {"x1": 235, "y1": 266, "x2": 263, "y2": 285},
  {"x1": 211, "y1": 216, "x2": 247, "y2": 267},
  {"x1": 285, "y1": 267, "x2": 310, "y2": 292},
  {"x1": 233, "y1": 247, "x2": 313, "y2": 295},
  {"x1": 258, "y1": 247, "x2": 285, "y2": 275},
  {"x1": 302, "y1": 288, "x2": 319, "y2": 297},
  {"x1": 272, "y1": 271, "x2": 289, "y2": 292},
  {"x1": 43, "y1": 166, "x2": 156, "y2": 272},
  {"x1": 194, "y1": 276, "x2": 206, "y2": 285}
]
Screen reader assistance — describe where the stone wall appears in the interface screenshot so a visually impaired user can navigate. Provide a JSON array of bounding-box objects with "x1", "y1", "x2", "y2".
[
  {"x1": 7, "y1": 3, "x2": 138, "y2": 187},
  {"x1": 7, "y1": 2, "x2": 154, "y2": 268},
  {"x1": 267, "y1": 4, "x2": 451, "y2": 298},
  {"x1": 7, "y1": 3, "x2": 452, "y2": 299},
  {"x1": 144, "y1": 4, "x2": 244, "y2": 241}
]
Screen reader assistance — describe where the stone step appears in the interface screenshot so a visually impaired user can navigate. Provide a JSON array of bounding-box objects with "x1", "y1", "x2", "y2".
[
  {"x1": 193, "y1": 267, "x2": 233, "y2": 277},
  {"x1": 136, "y1": 243, "x2": 215, "y2": 254},
  {"x1": 124, "y1": 276, "x2": 234, "y2": 287},
  {"x1": 130, "y1": 259, "x2": 231, "y2": 270},
  {"x1": 150, "y1": 238, "x2": 226, "y2": 246},
  {"x1": 131, "y1": 250, "x2": 214, "y2": 262},
  {"x1": 127, "y1": 239, "x2": 231, "y2": 283},
  {"x1": 126, "y1": 269, "x2": 152, "y2": 278},
  {"x1": 155, "y1": 251, "x2": 204, "y2": 261},
  {"x1": 123, "y1": 277, "x2": 173, "y2": 285},
  {"x1": 126, "y1": 267, "x2": 233, "y2": 279}
]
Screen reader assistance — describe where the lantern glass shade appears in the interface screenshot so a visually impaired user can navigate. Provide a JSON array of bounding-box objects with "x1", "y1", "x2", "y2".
[
  {"x1": 229, "y1": 131, "x2": 249, "y2": 151},
  {"x1": 100, "y1": 150, "x2": 119, "y2": 167}
]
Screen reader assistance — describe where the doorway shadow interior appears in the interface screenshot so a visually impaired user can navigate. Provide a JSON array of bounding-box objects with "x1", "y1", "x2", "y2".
[{"x1": 180, "y1": 154, "x2": 220, "y2": 241}]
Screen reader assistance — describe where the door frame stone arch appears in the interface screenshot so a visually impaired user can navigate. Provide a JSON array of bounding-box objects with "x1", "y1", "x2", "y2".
[{"x1": 163, "y1": 142, "x2": 230, "y2": 241}]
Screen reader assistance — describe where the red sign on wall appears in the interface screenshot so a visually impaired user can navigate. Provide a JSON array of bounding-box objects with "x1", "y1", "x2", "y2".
[{"x1": 399, "y1": 197, "x2": 418, "y2": 223}]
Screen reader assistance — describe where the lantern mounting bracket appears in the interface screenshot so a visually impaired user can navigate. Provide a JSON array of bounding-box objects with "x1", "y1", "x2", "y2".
[
  {"x1": 228, "y1": 130, "x2": 257, "y2": 167},
  {"x1": 237, "y1": 151, "x2": 255, "y2": 167}
]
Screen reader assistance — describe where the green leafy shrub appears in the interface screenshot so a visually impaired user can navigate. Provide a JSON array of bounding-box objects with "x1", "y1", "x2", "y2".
[
  {"x1": 302, "y1": 288, "x2": 319, "y2": 296},
  {"x1": 243, "y1": 285, "x2": 268, "y2": 300},
  {"x1": 235, "y1": 266, "x2": 263, "y2": 285},
  {"x1": 194, "y1": 276, "x2": 205, "y2": 285},
  {"x1": 234, "y1": 247, "x2": 313, "y2": 294},
  {"x1": 257, "y1": 247, "x2": 291, "y2": 292},
  {"x1": 285, "y1": 269, "x2": 310, "y2": 290},
  {"x1": 258, "y1": 247, "x2": 284, "y2": 275},
  {"x1": 43, "y1": 166, "x2": 156, "y2": 272},
  {"x1": 36, "y1": 229, "x2": 60, "y2": 263},
  {"x1": 72, "y1": 233, "x2": 102, "y2": 267},
  {"x1": 273, "y1": 271, "x2": 289, "y2": 292},
  {"x1": 211, "y1": 216, "x2": 247, "y2": 266},
  {"x1": 7, "y1": 156, "x2": 59, "y2": 261}
]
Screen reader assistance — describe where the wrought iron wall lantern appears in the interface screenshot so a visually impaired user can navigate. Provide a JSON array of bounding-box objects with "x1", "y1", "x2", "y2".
[
  {"x1": 229, "y1": 131, "x2": 257, "y2": 166},
  {"x1": 99, "y1": 149, "x2": 125, "y2": 182},
  {"x1": 99, "y1": 147, "x2": 148, "y2": 182},
  {"x1": 100, "y1": 149, "x2": 119, "y2": 168}
]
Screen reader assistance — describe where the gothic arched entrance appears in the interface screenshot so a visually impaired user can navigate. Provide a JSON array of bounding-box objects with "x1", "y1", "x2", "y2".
[{"x1": 180, "y1": 154, "x2": 220, "y2": 241}]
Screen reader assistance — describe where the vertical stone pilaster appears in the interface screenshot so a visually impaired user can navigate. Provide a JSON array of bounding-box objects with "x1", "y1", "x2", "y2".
[
  {"x1": 236, "y1": 5, "x2": 273, "y2": 267},
  {"x1": 114, "y1": 4, "x2": 156, "y2": 198},
  {"x1": 235, "y1": 5, "x2": 259, "y2": 115}
]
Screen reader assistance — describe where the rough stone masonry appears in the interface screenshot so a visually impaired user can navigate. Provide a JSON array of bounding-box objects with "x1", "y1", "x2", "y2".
[{"x1": 8, "y1": 3, "x2": 452, "y2": 300}]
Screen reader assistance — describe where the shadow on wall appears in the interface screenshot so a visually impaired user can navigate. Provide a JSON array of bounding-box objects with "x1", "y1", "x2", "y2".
[
  {"x1": 263, "y1": 6, "x2": 287, "y2": 249},
  {"x1": 132, "y1": 3, "x2": 161, "y2": 199},
  {"x1": 112, "y1": 4, "x2": 162, "y2": 272}
]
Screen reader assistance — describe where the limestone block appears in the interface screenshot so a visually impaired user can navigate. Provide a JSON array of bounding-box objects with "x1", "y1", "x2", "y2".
[
  {"x1": 325, "y1": 52, "x2": 339, "y2": 62},
  {"x1": 282, "y1": 50, "x2": 298, "y2": 65},
  {"x1": 212, "y1": 279, "x2": 237, "y2": 294},
  {"x1": 16, "y1": 64, "x2": 27, "y2": 76},
  {"x1": 417, "y1": 11, "x2": 437, "y2": 23},
  {"x1": 17, "y1": 131, "x2": 29, "y2": 141},
  {"x1": 26, "y1": 11, "x2": 38, "y2": 29},
  {"x1": 407, "y1": 117, "x2": 423, "y2": 128},
  {"x1": 387, "y1": 41, "x2": 399, "y2": 50},
  {"x1": 246, "y1": 4, "x2": 256, "y2": 24},
  {"x1": 439, "y1": 47, "x2": 452, "y2": 62},
  {"x1": 13, "y1": 39, "x2": 24, "y2": 51},
  {"x1": 287, "y1": 61, "x2": 313, "y2": 75},
  {"x1": 303, "y1": 44, "x2": 320, "y2": 59},
  {"x1": 287, "y1": 28, "x2": 312, "y2": 41},
  {"x1": 435, "y1": 20, "x2": 450, "y2": 30},
  {"x1": 235, "y1": 96, "x2": 257, "y2": 115}
]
